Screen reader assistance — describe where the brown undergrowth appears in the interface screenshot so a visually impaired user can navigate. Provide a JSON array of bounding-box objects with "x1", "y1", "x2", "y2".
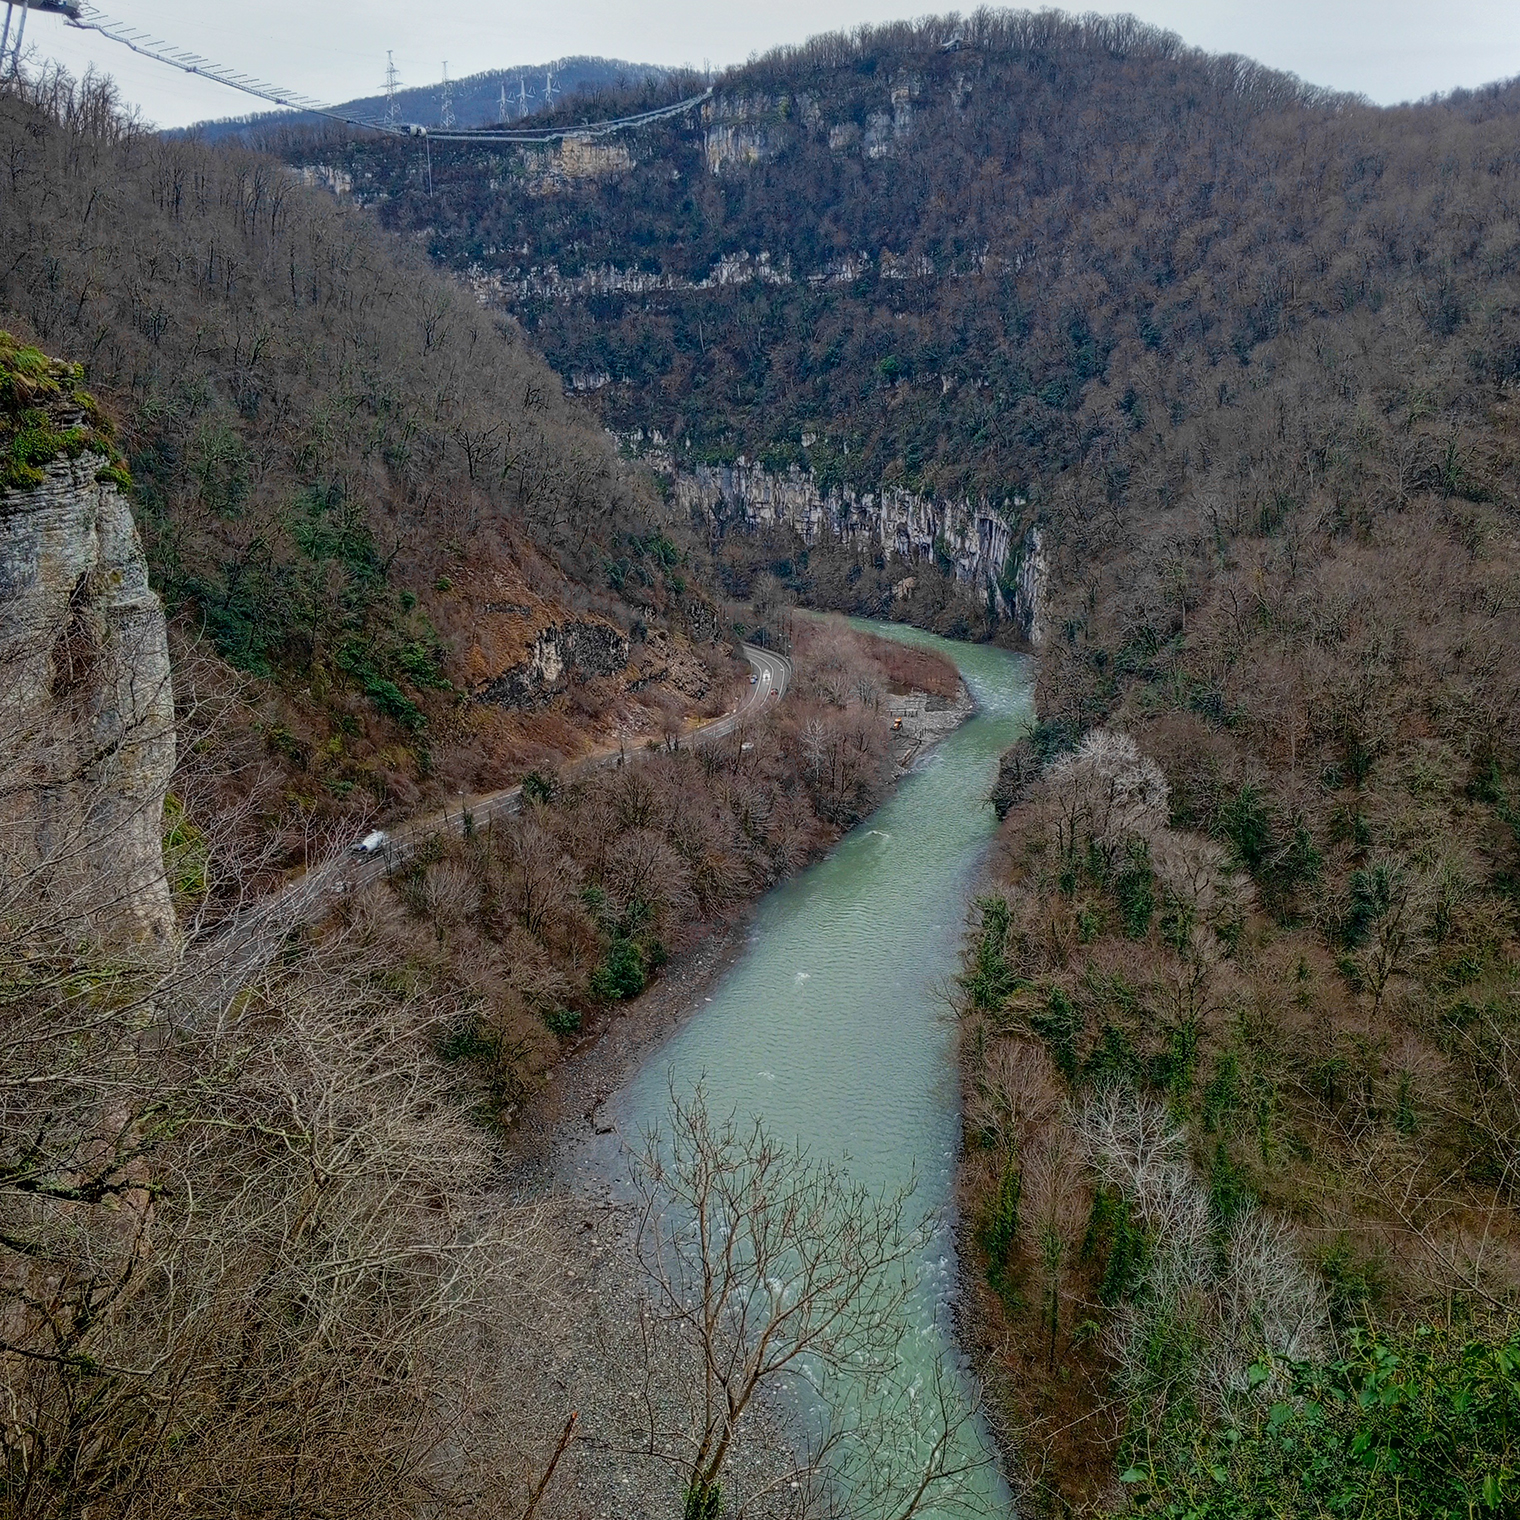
[{"x1": 0, "y1": 73, "x2": 742, "y2": 877}]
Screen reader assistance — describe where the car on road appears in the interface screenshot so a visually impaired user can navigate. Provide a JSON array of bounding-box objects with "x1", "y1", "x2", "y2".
[
  {"x1": 352, "y1": 829, "x2": 389, "y2": 855},
  {"x1": 750, "y1": 673, "x2": 758, "y2": 684}
]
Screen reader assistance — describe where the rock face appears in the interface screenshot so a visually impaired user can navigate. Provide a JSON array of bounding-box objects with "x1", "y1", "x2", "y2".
[
  {"x1": 704, "y1": 94, "x2": 788, "y2": 173},
  {"x1": 478, "y1": 617, "x2": 631, "y2": 708},
  {"x1": 1007, "y1": 524, "x2": 1049, "y2": 647},
  {"x1": 660, "y1": 455, "x2": 1046, "y2": 641},
  {"x1": 0, "y1": 452, "x2": 176, "y2": 947}
]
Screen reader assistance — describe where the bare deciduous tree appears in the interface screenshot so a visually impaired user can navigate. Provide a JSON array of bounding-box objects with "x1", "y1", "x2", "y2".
[{"x1": 629, "y1": 1084, "x2": 995, "y2": 1520}]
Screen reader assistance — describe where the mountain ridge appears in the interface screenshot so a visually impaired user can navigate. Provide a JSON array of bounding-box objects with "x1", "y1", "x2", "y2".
[{"x1": 175, "y1": 55, "x2": 672, "y2": 142}]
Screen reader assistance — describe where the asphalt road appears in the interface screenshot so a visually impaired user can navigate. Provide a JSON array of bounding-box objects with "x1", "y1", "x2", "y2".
[{"x1": 271, "y1": 642, "x2": 792, "y2": 919}]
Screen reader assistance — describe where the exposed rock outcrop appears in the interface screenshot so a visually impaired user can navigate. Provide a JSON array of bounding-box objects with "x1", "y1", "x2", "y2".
[
  {"x1": 652, "y1": 453, "x2": 1046, "y2": 639},
  {"x1": 673, "y1": 590, "x2": 722, "y2": 645},
  {"x1": 704, "y1": 95, "x2": 786, "y2": 172},
  {"x1": 478, "y1": 618, "x2": 631, "y2": 708},
  {"x1": 1, "y1": 367, "x2": 176, "y2": 947},
  {"x1": 1007, "y1": 524, "x2": 1049, "y2": 646},
  {"x1": 553, "y1": 134, "x2": 634, "y2": 180}
]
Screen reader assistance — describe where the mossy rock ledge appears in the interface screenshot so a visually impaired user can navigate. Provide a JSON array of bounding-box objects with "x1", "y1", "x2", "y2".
[{"x1": 1, "y1": 331, "x2": 130, "y2": 495}]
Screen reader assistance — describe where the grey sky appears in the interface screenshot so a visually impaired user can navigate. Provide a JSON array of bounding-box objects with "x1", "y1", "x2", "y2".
[{"x1": 19, "y1": 1, "x2": 1520, "y2": 128}]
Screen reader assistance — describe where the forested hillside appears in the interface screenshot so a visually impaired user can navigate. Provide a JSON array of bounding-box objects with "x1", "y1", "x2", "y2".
[
  {"x1": 278, "y1": 12, "x2": 1520, "y2": 624},
  {"x1": 0, "y1": 69, "x2": 741, "y2": 875},
  {"x1": 274, "y1": 9, "x2": 1520, "y2": 1513},
  {"x1": 8, "y1": 5, "x2": 1520, "y2": 1511}
]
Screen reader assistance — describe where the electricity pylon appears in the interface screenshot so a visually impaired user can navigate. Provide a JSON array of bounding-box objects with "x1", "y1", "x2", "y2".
[{"x1": 384, "y1": 50, "x2": 400, "y2": 127}]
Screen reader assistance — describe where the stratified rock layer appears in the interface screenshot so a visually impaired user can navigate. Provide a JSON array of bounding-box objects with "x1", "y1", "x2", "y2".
[
  {"x1": 0, "y1": 453, "x2": 176, "y2": 946},
  {"x1": 662, "y1": 456, "x2": 1047, "y2": 642}
]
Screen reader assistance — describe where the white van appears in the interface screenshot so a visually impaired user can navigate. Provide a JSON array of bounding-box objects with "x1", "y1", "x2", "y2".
[{"x1": 353, "y1": 829, "x2": 389, "y2": 855}]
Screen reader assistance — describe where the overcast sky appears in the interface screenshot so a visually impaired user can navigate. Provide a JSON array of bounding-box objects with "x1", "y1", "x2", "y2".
[{"x1": 16, "y1": 1, "x2": 1520, "y2": 128}]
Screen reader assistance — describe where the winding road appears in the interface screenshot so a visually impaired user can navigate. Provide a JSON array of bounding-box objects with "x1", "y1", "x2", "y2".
[{"x1": 223, "y1": 643, "x2": 791, "y2": 937}]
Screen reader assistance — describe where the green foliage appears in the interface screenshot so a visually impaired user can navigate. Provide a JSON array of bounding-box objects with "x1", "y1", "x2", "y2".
[
  {"x1": 188, "y1": 419, "x2": 250, "y2": 517},
  {"x1": 337, "y1": 649, "x2": 426, "y2": 732},
  {"x1": 1077, "y1": 898, "x2": 1106, "y2": 942},
  {"x1": 1344, "y1": 858, "x2": 1401, "y2": 947},
  {"x1": 1084, "y1": 1020, "x2": 1145, "y2": 1087},
  {"x1": 1115, "y1": 839, "x2": 1157, "y2": 939},
  {"x1": 1313, "y1": 1236, "x2": 1390, "y2": 1330},
  {"x1": 590, "y1": 937, "x2": 648, "y2": 1001},
  {"x1": 1030, "y1": 986, "x2": 1083, "y2": 1079},
  {"x1": 683, "y1": 1480, "x2": 723, "y2": 1520},
  {"x1": 182, "y1": 486, "x2": 450, "y2": 729},
  {"x1": 1206, "y1": 1141, "x2": 1255, "y2": 1239},
  {"x1": 1117, "y1": 1326, "x2": 1520, "y2": 1520},
  {"x1": 1159, "y1": 895, "x2": 1197, "y2": 952},
  {"x1": 438, "y1": 1017, "x2": 494, "y2": 1065},
  {"x1": 522, "y1": 770, "x2": 556, "y2": 804},
  {"x1": 607, "y1": 530, "x2": 683, "y2": 591},
  {"x1": 1217, "y1": 784, "x2": 1274, "y2": 872},
  {"x1": 1263, "y1": 815, "x2": 1323, "y2": 919},
  {"x1": 0, "y1": 332, "x2": 125, "y2": 493},
  {"x1": 979, "y1": 1161, "x2": 1024, "y2": 1310},
  {"x1": 1083, "y1": 1186, "x2": 1148, "y2": 1307},
  {"x1": 1214, "y1": 786, "x2": 1322, "y2": 922},
  {"x1": 95, "y1": 462, "x2": 133, "y2": 492},
  {"x1": 161, "y1": 793, "x2": 209, "y2": 903},
  {"x1": 543, "y1": 1007, "x2": 582, "y2": 1037},
  {"x1": 1151, "y1": 1017, "x2": 1202, "y2": 1108},
  {"x1": 1026, "y1": 718, "x2": 1081, "y2": 765},
  {"x1": 1201, "y1": 1053, "x2": 1241, "y2": 1134},
  {"x1": 962, "y1": 895, "x2": 1019, "y2": 1011}
]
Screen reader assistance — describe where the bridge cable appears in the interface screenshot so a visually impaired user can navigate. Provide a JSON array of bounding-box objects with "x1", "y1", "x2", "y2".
[{"x1": 65, "y1": 3, "x2": 710, "y2": 142}]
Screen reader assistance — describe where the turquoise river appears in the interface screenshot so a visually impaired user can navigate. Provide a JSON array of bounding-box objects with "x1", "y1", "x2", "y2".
[{"x1": 610, "y1": 619, "x2": 1034, "y2": 1517}]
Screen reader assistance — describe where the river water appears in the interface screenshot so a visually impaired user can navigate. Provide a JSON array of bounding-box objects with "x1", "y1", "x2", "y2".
[{"x1": 610, "y1": 620, "x2": 1033, "y2": 1517}]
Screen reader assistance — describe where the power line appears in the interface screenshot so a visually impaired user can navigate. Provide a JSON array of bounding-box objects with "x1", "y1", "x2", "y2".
[{"x1": 63, "y1": 5, "x2": 711, "y2": 143}]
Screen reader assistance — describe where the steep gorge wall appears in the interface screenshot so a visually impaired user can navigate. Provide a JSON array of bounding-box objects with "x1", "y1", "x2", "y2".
[
  {"x1": 656, "y1": 454, "x2": 1046, "y2": 643},
  {"x1": 0, "y1": 450, "x2": 176, "y2": 947}
]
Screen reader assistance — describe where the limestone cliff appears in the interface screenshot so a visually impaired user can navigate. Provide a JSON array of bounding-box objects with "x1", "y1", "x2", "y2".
[
  {"x1": 647, "y1": 451, "x2": 1047, "y2": 643},
  {"x1": 1006, "y1": 524, "x2": 1049, "y2": 647},
  {"x1": 0, "y1": 339, "x2": 175, "y2": 947}
]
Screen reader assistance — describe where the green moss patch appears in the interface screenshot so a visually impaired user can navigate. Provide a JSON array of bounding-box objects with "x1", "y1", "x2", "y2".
[{"x1": 0, "y1": 332, "x2": 128, "y2": 494}]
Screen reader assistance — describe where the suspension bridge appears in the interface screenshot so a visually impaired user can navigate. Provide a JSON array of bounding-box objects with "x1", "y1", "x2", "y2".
[{"x1": 1, "y1": 1, "x2": 711, "y2": 141}]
